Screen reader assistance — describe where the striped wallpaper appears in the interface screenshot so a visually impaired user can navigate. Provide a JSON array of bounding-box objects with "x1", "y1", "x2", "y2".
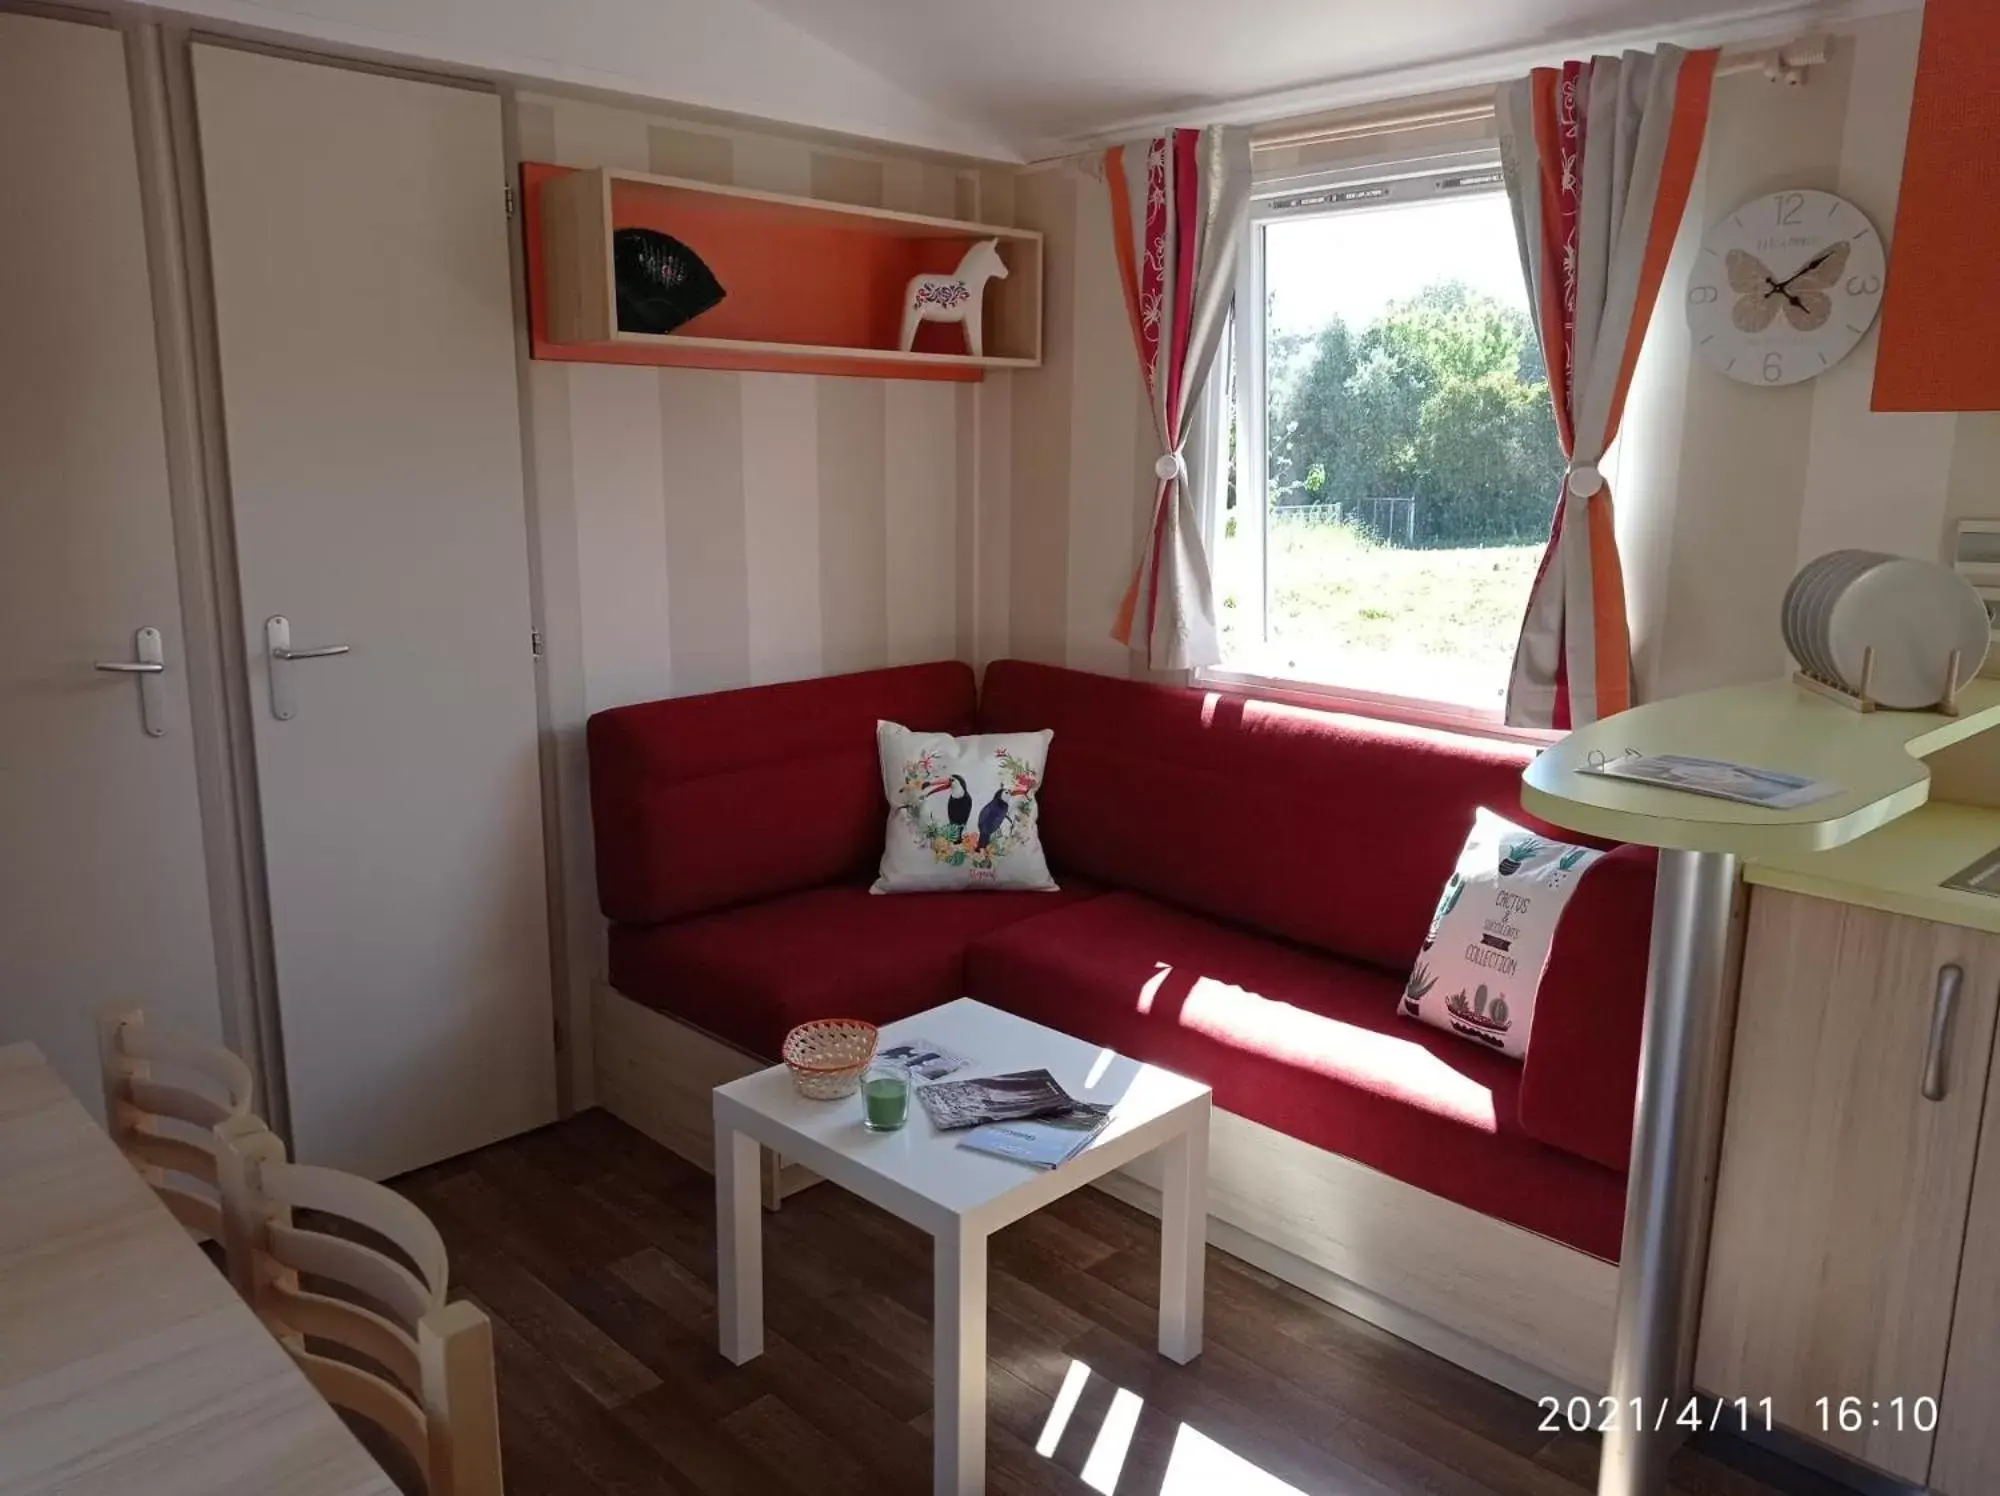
[
  {"x1": 1613, "y1": 8, "x2": 2000, "y2": 702},
  {"x1": 514, "y1": 93, "x2": 1031, "y2": 1095}
]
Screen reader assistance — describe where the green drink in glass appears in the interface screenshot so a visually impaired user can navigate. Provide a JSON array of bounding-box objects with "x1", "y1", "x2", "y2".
[{"x1": 861, "y1": 1057, "x2": 911, "y2": 1132}]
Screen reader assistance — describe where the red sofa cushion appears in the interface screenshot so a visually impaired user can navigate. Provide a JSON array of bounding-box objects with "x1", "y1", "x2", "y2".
[
  {"x1": 608, "y1": 879, "x2": 1102, "y2": 1059},
  {"x1": 1517, "y1": 843, "x2": 1657, "y2": 1172},
  {"x1": 588, "y1": 662, "x2": 976, "y2": 924},
  {"x1": 977, "y1": 660, "x2": 1552, "y2": 973},
  {"x1": 965, "y1": 890, "x2": 1627, "y2": 1259}
]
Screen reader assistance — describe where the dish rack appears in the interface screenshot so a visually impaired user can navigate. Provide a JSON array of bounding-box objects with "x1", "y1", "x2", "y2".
[{"x1": 1793, "y1": 645, "x2": 1965, "y2": 716}]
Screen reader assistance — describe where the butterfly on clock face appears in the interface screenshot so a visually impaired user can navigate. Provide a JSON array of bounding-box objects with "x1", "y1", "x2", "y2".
[{"x1": 1726, "y1": 241, "x2": 1852, "y2": 334}]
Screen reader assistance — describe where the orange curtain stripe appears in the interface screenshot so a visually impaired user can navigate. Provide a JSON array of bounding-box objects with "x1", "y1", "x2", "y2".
[
  {"x1": 1586, "y1": 488, "x2": 1632, "y2": 716},
  {"x1": 1104, "y1": 146, "x2": 1147, "y2": 366},
  {"x1": 1527, "y1": 70, "x2": 1576, "y2": 457}
]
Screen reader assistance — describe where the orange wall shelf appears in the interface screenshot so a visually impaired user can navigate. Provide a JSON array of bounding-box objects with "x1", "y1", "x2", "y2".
[{"x1": 523, "y1": 163, "x2": 1042, "y2": 383}]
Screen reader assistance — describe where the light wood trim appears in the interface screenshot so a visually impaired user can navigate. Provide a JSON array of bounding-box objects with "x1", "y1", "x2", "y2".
[
  {"x1": 270, "y1": 1280, "x2": 424, "y2": 1395},
  {"x1": 600, "y1": 164, "x2": 1042, "y2": 243},
  {"x1": 604, "y1": 332, "x2": 1039, "y2": 369},
  {"x1": 1117, "y1": 1102, "x2": 1618, "y2": 1393},
  {"x1": 1696, "y1": 889, "x2": 2000, "y2": 1481},
  {"x1": 593, "y1": 985, "x2": 1612, "y2": 1391},
  {"x1": 123, "y1": 1123, "x2": 221, "y2": 1182},
  {"x1": 299, "y1": 1349, "x2": 431, "y2": 1472},
  {"x1": 420, "y1": 1300, "x2": 503, "y2": 1496},
  {"x1": 126, "y1": 1073, "x2": 234, "y2": 1128},
  {"x1": 592, "y1": 983, "x2": 818, "y2": 1208},
  {"x1": 990, "y1": 234, "x2": 1043, "y2": 365},
  {"x1": 1933, "y1": 1018, "x2": 2000, "y2": 1495},
  {"x1": 118, "y1": 1020, "x2": 255, "y2": 1107},
  {"x1": 265, "y1": 1159, "x2": 450, "y2": 1296},
  {"x1": 268, "y1": 1222, "x2": 435, "y2": 1328},
  {"x1": 537, "y1": 165, "x2": 611, "y2": 344}
]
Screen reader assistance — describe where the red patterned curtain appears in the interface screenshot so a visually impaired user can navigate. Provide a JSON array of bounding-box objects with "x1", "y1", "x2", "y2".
[{"x1": 1103, "y1": 128, "x2": 1251, "y2": 671}]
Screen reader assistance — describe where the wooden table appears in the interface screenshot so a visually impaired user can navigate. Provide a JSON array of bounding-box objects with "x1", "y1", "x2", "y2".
[{"x1": 0, "y1": 1042, "x2": 395, "y2": 1496}]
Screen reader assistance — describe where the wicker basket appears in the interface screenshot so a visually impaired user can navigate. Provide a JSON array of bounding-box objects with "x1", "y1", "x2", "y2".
[{"x1": 781, "y1": 1019, "x2": 879, "y2": 1100}]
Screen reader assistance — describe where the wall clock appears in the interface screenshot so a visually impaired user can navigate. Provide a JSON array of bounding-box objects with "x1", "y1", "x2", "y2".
[{"x1": 1685, "y1": 189, "x2": 1886, "y2": 387}]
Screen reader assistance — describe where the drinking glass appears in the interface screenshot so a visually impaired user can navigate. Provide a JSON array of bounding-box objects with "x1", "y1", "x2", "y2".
[{"x1": 861, "y1": 1057, "x2": 911, "y2": 1132}]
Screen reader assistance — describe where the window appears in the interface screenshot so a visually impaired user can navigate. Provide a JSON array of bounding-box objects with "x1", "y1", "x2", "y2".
[{"x1": 1212, "y1": 154, "x2": 1563, "y2": 724}]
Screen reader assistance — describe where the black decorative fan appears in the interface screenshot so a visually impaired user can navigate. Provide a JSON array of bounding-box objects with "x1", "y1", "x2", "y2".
[{"x1": 612, "y1": 228, "x2": 726, "y2": 336}]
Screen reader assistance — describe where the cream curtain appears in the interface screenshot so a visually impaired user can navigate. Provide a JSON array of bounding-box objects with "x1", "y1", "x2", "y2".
[{"x1": 1498, "y1": 47, "x2": 1716, "y2": 727}]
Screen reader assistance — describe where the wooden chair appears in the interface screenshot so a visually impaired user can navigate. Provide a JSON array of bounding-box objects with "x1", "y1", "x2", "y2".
[
  {"x1": 216, "y1": 1127, "x2": 502, "y2": 1496},
  {"x1": 95, "y1": 1006, "x2": 259, "y2": 1244}
]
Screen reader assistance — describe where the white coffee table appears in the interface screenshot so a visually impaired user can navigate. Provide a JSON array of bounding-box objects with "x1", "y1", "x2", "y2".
[{"x1": 712, "y1": 997, "x2": 1213, "y2": 1495}]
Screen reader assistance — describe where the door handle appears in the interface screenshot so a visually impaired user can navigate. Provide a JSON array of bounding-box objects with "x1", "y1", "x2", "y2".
[
  {"x1": 93, "y1": 627, "x2": 166, "y2": 737},
  {"x1": 265, "y1": 615, "x2": 349, "y2": 721},
  {"x1": 1922, "y1": 963, "x2": 1963, "y2": 1102}
]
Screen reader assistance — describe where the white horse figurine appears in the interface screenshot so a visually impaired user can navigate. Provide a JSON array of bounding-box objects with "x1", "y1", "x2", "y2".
[{"x1": 900, "y1": 238, "x2": 1009, "y2": 357}]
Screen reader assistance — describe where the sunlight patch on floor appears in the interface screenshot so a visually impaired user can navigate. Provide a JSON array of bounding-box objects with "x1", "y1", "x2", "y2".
[
  {"x1": 1035, "y1": 1358, "x2": 1092, "y2": 1457},
  {"x1": 1080, "y1": 1387, "x2": 1143, "y2": 1493},
  {"x1": 1038, "y1": 1358, "x2": 1315, "y2": 1495},
  {"x1": 1160, "y1": 1423, "x2": 1313, "y2": 1494}
]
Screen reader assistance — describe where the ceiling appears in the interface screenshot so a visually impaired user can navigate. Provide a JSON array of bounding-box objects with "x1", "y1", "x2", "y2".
[
  {"x1": 152, "y1": 0, "x2": 1890, "y2": 161},
  {"x1": 749, "y1": 0, "x2": 1878, "y2": 155}
]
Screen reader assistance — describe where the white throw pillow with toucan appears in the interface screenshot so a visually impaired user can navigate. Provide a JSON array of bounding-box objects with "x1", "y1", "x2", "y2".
[
  {"x1": 1400, "y1": 808, "x2": 1602, "y2": 1060},
  {"x1": 872, "y1": 721, "x2": 1058, "y2": 893}
]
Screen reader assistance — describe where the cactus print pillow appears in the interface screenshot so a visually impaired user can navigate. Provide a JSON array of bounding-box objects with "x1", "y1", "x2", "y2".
[
  {"x1": 872, "y1": 721, "x2": 1058, "y2": 893},
  {"x1": 1400, "y1": 808, "x2": 1602, "y2": 1060}
]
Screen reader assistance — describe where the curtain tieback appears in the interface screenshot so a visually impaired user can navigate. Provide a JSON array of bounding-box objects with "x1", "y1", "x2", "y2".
[
  {"x1": 1566, "y1": 461, "x2": 1605, "y2": 497},
  {"x1": 1154, "y1": 450, "x2": 1189, "y2": 486}
]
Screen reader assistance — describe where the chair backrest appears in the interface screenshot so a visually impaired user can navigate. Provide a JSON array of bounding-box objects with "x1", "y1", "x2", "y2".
[
  {"x1": 216, "y1": 1129, "x2": 501, "y2": 1496},
  {"x1": 95, "y1": 1006, "x2": 258, "y2": 1243}
]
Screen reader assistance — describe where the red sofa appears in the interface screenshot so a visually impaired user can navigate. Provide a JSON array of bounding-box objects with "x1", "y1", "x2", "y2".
[{"x1": 589, "y1": 659, "x2": 1653, "y2": 1261}]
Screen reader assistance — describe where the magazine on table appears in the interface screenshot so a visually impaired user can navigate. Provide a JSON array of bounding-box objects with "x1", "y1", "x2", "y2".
[
  {"x1": 873, "y1": 1036, "x2": 969, "y2": 1082},
  {"x1": 914, "y1": 1068, "x2": 1075, "y2": 1131},
  {"x1": 1576, "y1": 752, "x2": 1840, "y2": 810},
  {"x1": 957, "y1": 1102, "x2": 1114, "y2": 1170}
]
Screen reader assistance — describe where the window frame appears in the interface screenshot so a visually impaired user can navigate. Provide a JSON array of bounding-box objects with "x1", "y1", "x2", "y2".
[{"x1": 1204, "y1": 145, "x2": 1553, "y2": 742}]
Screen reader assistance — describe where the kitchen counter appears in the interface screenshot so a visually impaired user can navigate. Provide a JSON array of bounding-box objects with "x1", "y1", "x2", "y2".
[
  {"x1": 1522, "y1": 678, "x2": 2000, "y2": 858},
  {"x1": 1746, "y1": 799, "x2": 2000, "y2": 936}
]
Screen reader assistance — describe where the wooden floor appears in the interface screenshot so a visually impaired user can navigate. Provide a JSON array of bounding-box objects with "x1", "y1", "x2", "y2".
[{"x1": 394, "y1": 1110, "x2": 1840, "y2": 1496}]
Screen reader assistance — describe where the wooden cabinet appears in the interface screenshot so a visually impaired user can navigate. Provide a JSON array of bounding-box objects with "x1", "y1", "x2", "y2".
[
  {"x1": 1696, "y1": 889, "x2": 2000, "y2": 1483},
  {"x1": 1935, "y1": 1031, "x2": 2000, "y2": 1494}
]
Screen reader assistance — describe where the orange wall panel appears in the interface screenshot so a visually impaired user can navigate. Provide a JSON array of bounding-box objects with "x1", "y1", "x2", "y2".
[{"x1": 1873, "y1": 0, "x2": 2000, "y2": 411}]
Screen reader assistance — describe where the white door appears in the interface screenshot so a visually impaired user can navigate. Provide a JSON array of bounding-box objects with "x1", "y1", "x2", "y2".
[
  {"x1": 193, "y1": 44, "x2": 556, "y2": 1177},
  {"x1": 0, "y1": 14, "x2": 225, "y2": 1113}
]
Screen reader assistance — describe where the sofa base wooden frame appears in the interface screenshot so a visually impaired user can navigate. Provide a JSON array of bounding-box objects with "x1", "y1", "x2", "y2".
[{"x1": 592, "y1": 982, "x2": 1615, "y2": 1399}]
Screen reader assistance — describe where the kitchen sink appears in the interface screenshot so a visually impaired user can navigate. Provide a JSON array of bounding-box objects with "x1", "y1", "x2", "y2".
[{"x1": 1943, "y1": 846, "x2": 2000, "y2": 898}]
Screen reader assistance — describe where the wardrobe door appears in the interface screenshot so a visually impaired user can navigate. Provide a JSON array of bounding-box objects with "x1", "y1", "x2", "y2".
[
  {"x1": 0, "y1": 14, "x2": 224, "y2": 1110},
  {"x1": 193, "y1": 44, "x2": 555, "y2": 1177}
]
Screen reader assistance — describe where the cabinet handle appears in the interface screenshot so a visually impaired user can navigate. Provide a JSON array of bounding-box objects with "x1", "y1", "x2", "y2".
[{"x1": 1922, "y1": 964, "x2": 1964, "y2": 1102}]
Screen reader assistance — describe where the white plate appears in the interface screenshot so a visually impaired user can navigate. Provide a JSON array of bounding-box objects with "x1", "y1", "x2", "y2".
[
  {"x1": 1782, "y1": 554, "x2": 1842, "y2": 675},
  {"x1": 1780, "y1": 563, "x2": 1816, "y2": 669},
  {"x1": 1794, "y1": 551, "x2": 1884, "y2": 683},
  {"x1": 1815, "y1": 552, "x2": 1892, "y2": 683},
  {"x1": 1825, "y1": 558, "x2": 1991, "y2": 708}
]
